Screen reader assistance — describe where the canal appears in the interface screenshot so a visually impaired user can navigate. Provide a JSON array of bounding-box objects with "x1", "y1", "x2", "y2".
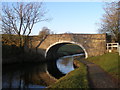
[{"x1": 2, "y1": 54, "x2": 84, "y2": 88}]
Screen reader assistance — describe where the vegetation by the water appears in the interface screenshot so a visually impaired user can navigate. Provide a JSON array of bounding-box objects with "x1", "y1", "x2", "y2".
[
  {"x1": 2, "y1": 34, "x2": 45, "y2": 64},
  {"x1": 48, "y1": 60, "x2": 89, "y2": 88},
  {"x1": 2, "y1": 45, "x2": 45, "y2": 64},
  {"x1": 86, "y1": 52, "x2": 119, "y2": 80}
]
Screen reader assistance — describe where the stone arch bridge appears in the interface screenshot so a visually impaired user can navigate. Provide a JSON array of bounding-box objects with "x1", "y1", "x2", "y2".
[{"x1": 28, "y1": 34, "x2": 106, "y2": 59}]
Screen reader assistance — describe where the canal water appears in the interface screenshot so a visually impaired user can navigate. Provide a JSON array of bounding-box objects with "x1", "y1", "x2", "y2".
[{"x1": 2, "y1": 54, "x2": 84, "y2": 88}]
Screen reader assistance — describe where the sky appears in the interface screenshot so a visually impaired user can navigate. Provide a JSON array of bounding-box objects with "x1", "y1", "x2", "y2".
[
  {"x1": 30, "y1": 2, "x2": 105, "y2": 35},
  {"x1": 0, "y1": 0, "x2": 119, "y2": 35}
]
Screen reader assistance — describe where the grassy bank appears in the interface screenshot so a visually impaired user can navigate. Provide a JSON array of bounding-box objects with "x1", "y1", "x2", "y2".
[
  {"x1": 86, "y1": 52, "x2": 119, "y2": 80},
  {"x1": 48, "y1": 60, "x2": 89, "y2": 88}
]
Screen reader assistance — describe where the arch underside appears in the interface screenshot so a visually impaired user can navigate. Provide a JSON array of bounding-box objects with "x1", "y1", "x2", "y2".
[{"x1": 45, "y1": 41, "x2": 88, "y2": 60}]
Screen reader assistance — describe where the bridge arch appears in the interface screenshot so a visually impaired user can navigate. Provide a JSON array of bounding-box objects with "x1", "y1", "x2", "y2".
[{"x1": 45, "y1": 41, "x2": 88, "y2": 59}]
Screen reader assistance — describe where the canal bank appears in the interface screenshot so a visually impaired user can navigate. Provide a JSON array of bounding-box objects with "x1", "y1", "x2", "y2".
[
  {"x1": 3, "y1": 49, "x2": 119, "y2": 88},
  {"x1": 2, "y1": 53, "x2": 87, "y2": 89},
  {"x1": 48, "y1": 57, "x2": 89, "y2": 88},
  {"x1": 47, "y1": 53, "x2": 119, "y2": 88}
]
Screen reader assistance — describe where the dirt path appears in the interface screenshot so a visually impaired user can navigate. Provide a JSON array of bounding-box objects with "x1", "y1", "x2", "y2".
[{"x1": 79, "y1": 59, "x2": 118, "y2": 88}]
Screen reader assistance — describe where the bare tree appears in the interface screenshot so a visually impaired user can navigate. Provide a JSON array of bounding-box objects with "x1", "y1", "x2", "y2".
[
  {"x1": 2, "y1": 2, "x2": 49, "y2": 48},
  {"x1": 35, "y1": 27, "x2": 53, "y2": 53},
  {"x1": 39, "y1": 27, "x2": 51, "y2": 39},
  {"x1": 98, "y1": 2, "x2": 120, "y2": 42}
]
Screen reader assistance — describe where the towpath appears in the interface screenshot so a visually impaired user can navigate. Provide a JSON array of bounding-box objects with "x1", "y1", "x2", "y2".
[{"x1": 79, "y1": 59, "x2": 118, "y2": 88}]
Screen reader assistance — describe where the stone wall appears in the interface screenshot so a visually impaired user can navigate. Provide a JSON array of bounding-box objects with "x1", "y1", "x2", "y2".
[{"x1": 29, "y1": 34, "x2": 106, "y2": 58}]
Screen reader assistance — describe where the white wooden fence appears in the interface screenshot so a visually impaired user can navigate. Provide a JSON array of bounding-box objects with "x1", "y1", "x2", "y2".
[{"x1": 106, "y1": 43, "x2": 120, "y2": 55}]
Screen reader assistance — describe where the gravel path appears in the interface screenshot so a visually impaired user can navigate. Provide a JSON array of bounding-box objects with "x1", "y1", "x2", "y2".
[{"x1": 79, "y1": 59, "x2": 118, "y2": 88}]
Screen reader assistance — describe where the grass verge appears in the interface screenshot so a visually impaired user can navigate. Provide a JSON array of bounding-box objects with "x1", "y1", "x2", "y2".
[
  {"x1": 48, "y1": 60, "x2": 89, "y2": 88},
  {"x1": 86, "y1": 52, "x2": 120, "y2": 80}
]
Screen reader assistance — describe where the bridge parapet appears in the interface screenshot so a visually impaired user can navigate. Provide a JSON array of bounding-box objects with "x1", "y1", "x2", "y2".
[{"x1": 29, "y1": 34, "x2": 106, "y2": 58}]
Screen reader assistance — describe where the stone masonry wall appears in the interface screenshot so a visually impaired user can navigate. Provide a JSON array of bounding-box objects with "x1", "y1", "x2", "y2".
[{"x1": 30, "y1": 34, "x2": 106, "y2": 57}]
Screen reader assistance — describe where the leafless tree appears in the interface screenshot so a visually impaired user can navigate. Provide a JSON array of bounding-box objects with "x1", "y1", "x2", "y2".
[
  {"x1": 35, "y1": 27, "x2": 53, "y2": 53},
  {"x1": 39, "y1": 27, "x2": 51, "y2": 39},
  {"x1": 2, "y1": 2, "x2": 49, "y2": 48},
  {"x1": 98, "y1": 2, "x2": 120, "y2": 42}
]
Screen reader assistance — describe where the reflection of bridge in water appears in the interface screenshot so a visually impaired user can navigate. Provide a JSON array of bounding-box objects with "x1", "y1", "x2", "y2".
[{"x1": 28, "y1": 33, "x2": 106, "y2": 59}]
